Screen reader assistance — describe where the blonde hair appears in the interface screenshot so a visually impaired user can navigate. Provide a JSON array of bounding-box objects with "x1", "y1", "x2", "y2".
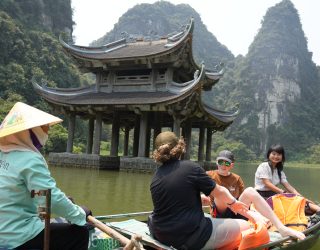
[{"x1": 153, "y1": 137, "x2": 186, "y2": 163}]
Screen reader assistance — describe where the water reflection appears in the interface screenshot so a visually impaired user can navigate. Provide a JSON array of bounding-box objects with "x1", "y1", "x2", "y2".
[
  {"x1": 50, "y1": 163, "x2": 320, "y2": 216},
  {"x1": 50, "y1": 166, "x2": 153, "y2": 216}
]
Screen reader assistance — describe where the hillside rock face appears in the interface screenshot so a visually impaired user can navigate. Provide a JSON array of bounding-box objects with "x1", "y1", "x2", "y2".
[
  {"x1": 255, "y1": 56, "x2": 301, "y2": 129},
  {"x1": 89, "y1": 0, "x2": 320, "y2": 157},
  {"x1": 0, "y1": 0, "x2": 73, "y2": 35},
  {"x1": 224, "y1": 0, "x2": 320, "y2": 156},
  {"x1": 91, "y1": 1, "x2": 234, "y2": 68},
  {"x1": 0, "y1": 0, "x2": 82, "y2": 106}
]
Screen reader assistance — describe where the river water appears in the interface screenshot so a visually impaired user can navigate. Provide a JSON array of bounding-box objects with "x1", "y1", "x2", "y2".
[
  {"x1": 50, "y1": 162, "x2": 320, "y2": 249},
  {"x1": 50, "y1": 162, "x2": 320, "y2": 215}
]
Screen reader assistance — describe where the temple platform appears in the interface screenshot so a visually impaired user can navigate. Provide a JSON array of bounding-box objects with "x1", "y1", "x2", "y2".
[
  {"x1": 48, "y1": 153, "x2": 215, "y2": 171},
  {"x1": 48, "y1": 153, "x2": 120, "y2": 170}
]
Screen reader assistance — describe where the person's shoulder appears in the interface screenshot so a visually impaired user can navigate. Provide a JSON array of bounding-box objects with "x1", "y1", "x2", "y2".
[
  {"x1": 7, "y1": 150, "x2": 41, "y2": 159},
  {"x1": 6, "y1": 150, "x2": 46, "y2": 172},
  {"x1": 230, "y1": 172, "x2": 241, "y2": 179},
  {"x1": 230, "y1": 172, "x2": 244, "y2": 183},
  {"x1": 258, "y1": 162, "x2": 269, "y2": 168},
  {"x1": 21, "y1": 150, "x2": 44, "y2": 159},
  {"x1": 206, "y1": 169, "x2": 219, "y2": 176},
  {"x1": 181, "y1": 160, "x2": 205, "y2": 173},
  {"x1": 16, "y1": 151, "x2": 46, "y2": 166},
  {"x1": 181, "y1": 160, "x2": 199, "y2": 168}
]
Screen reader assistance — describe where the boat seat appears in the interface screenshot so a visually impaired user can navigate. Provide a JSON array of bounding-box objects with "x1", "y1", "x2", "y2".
[{"x1": 106, "y1": 219, "x2": 176, "y2": 250}]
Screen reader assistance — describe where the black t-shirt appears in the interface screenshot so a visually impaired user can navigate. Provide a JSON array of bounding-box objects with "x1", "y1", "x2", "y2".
[{"x1": 148, "y1": 159, "x2": 216, "y2": 249}]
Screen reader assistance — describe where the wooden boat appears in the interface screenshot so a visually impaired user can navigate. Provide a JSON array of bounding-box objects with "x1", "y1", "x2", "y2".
[{"x1": 92, "y1": 211, "x2": 320, "y2": 250}]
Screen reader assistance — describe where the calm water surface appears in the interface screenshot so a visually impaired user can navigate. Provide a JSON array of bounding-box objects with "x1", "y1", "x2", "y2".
[
  {"x1": 50, "y1": 162, "x2": 320, "y2": 215},
  {"x1": 50, "y1": 162, "x2": 320, "y2": 248}
]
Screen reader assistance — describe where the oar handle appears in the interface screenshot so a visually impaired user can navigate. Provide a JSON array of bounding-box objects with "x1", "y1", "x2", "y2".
[{"x1": 87, "y1": 215, "x2": 130, "y2": 246}]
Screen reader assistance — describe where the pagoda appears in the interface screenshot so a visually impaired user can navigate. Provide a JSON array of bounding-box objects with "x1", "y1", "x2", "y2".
[{"x1": 33, "y1": 19, "x2": 238, "y2": 170}]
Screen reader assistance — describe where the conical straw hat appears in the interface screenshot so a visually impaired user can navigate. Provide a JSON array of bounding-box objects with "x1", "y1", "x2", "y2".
[{"x1": 0, "y1": 102, "x2": 62, "y2": 138}]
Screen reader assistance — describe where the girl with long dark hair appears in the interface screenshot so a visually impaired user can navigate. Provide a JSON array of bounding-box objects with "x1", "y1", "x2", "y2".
[{"x1": 255, "y1": 144, "x2": 320, "y2": 213}]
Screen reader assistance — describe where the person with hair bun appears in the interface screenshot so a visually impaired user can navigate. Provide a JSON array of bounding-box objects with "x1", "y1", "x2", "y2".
[{"x1": 148, "y1": 131, "x2": 252, "y2": 250}]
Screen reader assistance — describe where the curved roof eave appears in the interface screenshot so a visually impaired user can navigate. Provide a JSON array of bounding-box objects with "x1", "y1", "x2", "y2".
[
  {"x1": 31, "y1": 66, "x2": 203, "y2": 107},
  {"x1": 200, "y1": 98, "x2": 239, "y2": 128},
  {"x1": 205, "y1": 68, "x2": 225, "y2": 81},
  {"x1": 200, "y1": 67, "x2": 225, "y2": 91},
  {"x1": 167, "y1": 64, "x2": 204, "y2": 94},
  {"x1": 59, "y1": 19, "x2": 195, "y2": 61}
]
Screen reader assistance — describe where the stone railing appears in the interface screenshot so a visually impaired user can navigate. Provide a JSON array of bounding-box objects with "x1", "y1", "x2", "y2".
[
  {"x1": 48, "y1": 153, "x2": 215, "y2": 172},
  {"x1": 120, "y1": 157, "x2": 160, "y2": 172},
  {"x1": 48, "y1": 153, "x2": 120, "y2": 170}
]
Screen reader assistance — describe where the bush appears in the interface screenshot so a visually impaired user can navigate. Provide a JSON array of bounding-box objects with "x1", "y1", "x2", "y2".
[
  {"x1": 307, "y1": 144, "x2": 320, "y2": 164},
  {"x1": 45, "y1": 124, "x2": 67, "y2": 153}
]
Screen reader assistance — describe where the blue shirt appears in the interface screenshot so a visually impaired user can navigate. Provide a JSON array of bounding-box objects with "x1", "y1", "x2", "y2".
[{"x1": 0, "y1": 150, "x2": 86, "y2": 249}]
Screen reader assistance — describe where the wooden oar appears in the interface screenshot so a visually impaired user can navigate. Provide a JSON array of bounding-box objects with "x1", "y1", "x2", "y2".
[
  {"x1": 88, "y1": 215, "x2": 130, "y2": 246},
  {"x1": 95, "y1": 206, "x2": 210, "y2": 221},
  {"x1": 95, "y1": 211, "x2": 153, "y2": 221}
]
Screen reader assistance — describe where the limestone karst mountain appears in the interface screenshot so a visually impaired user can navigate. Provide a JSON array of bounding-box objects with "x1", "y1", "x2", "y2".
[
  {"x1": 91, "y1": 1, "x2": 234, "y2": 69},
  {"x1": 211, "y1": 0, "x2": 320, "y2": 157},
  {"x1": 0, "y1": 0, "x2": 319, "y2": 159}
]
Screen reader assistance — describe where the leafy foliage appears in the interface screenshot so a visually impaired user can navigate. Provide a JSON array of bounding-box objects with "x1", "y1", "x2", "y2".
[
  {"x1": 208, "y1": 0, "x2": 320, "y2": 159},
  {"x1": 307, "y1": 144, "x2": 320, "y2": 164},
  {"x1": 0, "y1": 1, "x2": 88, "y2": 152},
  {"x1": 0, "y1": 0, "x2": 319, "y2": 162},
  {"x1": 45, "y1": 124, "x2": 68, "y2": 153}
]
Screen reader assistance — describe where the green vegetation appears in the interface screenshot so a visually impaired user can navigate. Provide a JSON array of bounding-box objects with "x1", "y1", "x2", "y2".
[
  {"x1": 0, "y1": 1, "x2": 91, "y2": 152},
  {"x1": 0, "y1": 0, "x2": 319, "y2": 164},
  {"x1": 207, "y1": 0, "x2": 320, "y2": 160},
  {"x1": 92, "y1": 1, "x2": 234, "y2": 67}
]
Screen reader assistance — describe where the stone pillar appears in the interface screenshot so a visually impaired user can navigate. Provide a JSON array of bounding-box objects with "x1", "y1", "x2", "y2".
[
  {"x1": 110, "y1": 112, "x2": 120, "y2": 156},
  {"x1": 198, "y1": 126, "x2": 205, "y2": 162},
  {"x1": 165, "y1": 67, "x2": 173, "y2": 85},
  {"x1": 206, "y1": 128, "x2": 213, "y2": 161},
  {"x1": 106, "y1": 71, "x2": 115, "y2": 92},
  {"x1": 145, "y1": 124, "x2": 151, "y2": 157},
  {"x1": 86, "y1": 118, "x2": 94, "y2": 154},
  {"x1": 173, "y1": 116, "x2": 181, "y2": 137},
  {"x1": 95, "y1": 73, "x2": 102, "y2": 92},
  {"x1": 184, "y1": 122, "x2": 192, "y2": 160},
  {"x1": 123, "y1": 126, "x2": 130, "y2": 156},
  {"x1": 123, "y1": 127, "x2": 130, "y2": 156},
  {"x1": 66, "y1": 113, "x2": 75, "y2": 153},
  {"x1": 138, "y1": 112, "x2": 148, "y2": 157},
  {"x1": 133, "y1": 115, "x2": 140, "y2": 157},
  {"x1": 92, "y1": 113, "x2": 102, "y2": 155},
  {"x1": 153, "y1": 115, "x2": 162, "y2": 151},
  {"x1": 151, "y1": 69, "x2": 158, "y2": 91}
]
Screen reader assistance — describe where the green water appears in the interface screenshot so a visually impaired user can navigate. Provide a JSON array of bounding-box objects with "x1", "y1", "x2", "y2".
[
  {"x1": 50, "y1": 162, "x2": 320, "y2": 215},
  {"x1": 50, "y1": 162, "x2": 320, "y2": 248},
  {"x1": 50, "y1": 167, "x2": 153, "y2": 215}
]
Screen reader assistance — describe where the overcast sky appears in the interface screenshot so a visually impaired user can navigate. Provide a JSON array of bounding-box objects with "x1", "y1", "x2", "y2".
[{"x1": 71, "y1": 0, "x2": 319, "y2": 65}]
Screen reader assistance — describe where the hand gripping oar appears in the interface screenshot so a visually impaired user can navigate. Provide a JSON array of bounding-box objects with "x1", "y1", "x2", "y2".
[{"x1": 87, "y1": 215, "x2": 144, "y2": 250}]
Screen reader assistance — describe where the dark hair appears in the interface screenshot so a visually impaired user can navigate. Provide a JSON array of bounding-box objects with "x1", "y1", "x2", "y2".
[{"x1": 266, "y1": 144, "x2": 285, "y2": 182}]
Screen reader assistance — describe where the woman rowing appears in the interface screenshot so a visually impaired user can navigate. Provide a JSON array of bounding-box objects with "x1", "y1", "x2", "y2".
[{"x1": 0, "y1": 102, "x2": 91, "y2": 250}]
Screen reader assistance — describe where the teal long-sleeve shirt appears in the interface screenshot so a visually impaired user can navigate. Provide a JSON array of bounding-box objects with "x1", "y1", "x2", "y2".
[{"x1": 0, "y1": 150, "x2": 86, "y2": 249}]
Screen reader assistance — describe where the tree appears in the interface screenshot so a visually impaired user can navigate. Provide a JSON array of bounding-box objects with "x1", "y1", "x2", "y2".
[{"x1": 45, "y1": 124, "x2": 68, "y2": 153}]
